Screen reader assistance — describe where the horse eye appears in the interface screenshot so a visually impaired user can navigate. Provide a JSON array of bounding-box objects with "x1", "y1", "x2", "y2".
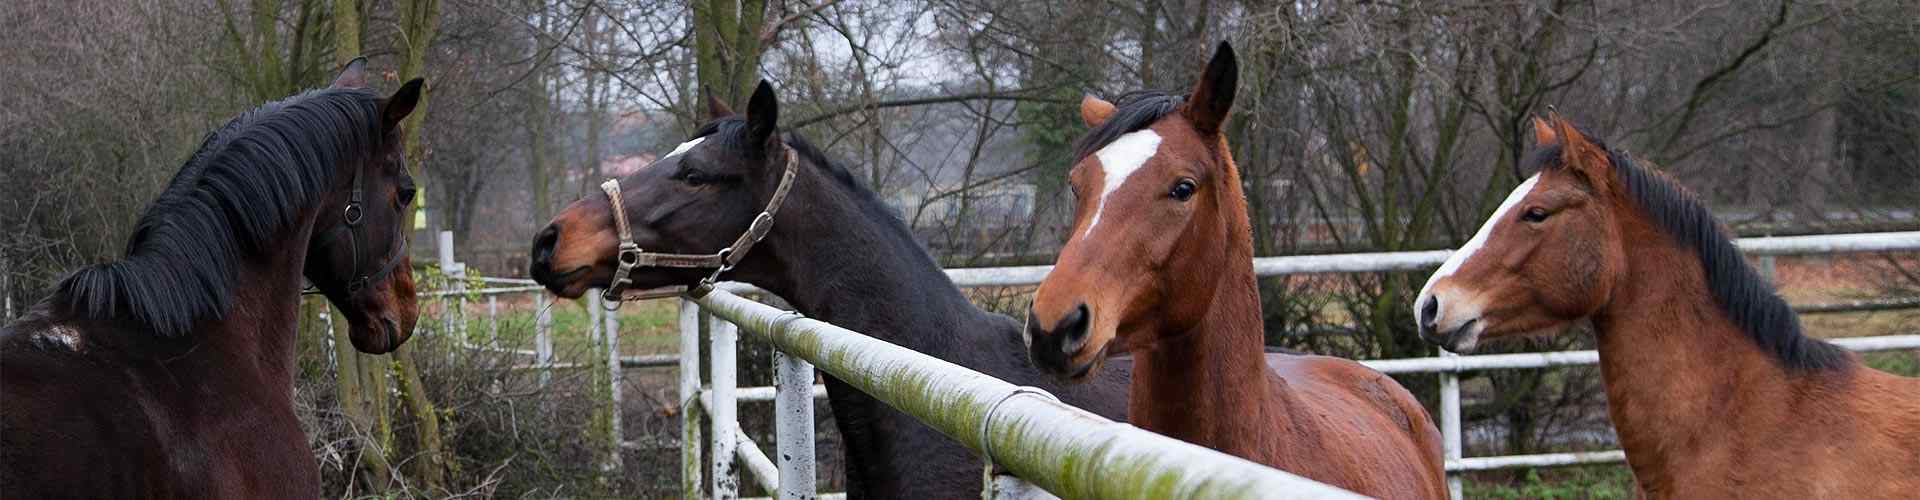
[
  {"x1": 1522, "y1": 207, "x2": 1550, "y2": 223},
  {"x1": 1169, "y1": 179, "x2": 1197, "y2": 201},
  {"x1": 681, "y1": 171, "x2": 708, "y2": 187}
]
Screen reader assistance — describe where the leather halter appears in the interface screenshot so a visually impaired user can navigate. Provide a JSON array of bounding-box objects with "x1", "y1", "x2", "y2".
[
  {"x1": 599, "y1": 144, "x2": 797, "y2": 305},
  {"x1": 307, "y1": 159, "x2": 407, "y2": 296}
]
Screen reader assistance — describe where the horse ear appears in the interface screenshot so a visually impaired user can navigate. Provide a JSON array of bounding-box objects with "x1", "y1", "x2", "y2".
[
  {"x1": 1080, "y1": 95, "x2": 1116, "y2": 128},
  {"x1": 705, "y1": 88, "x2": 735, "y2": 119},
  {"x1": 1548, "y1": 112, "x2": 1613, "y2": 181},
  {"x1": 1182, "y1": 41, "x2": 1238, "y2": 136},
  {"x1": 745, "y1": 80, "x2": 780, "y2": 152},
  {"x1": 1531, "y1": 116, "x2": 1558, "y2": 147},
  {"x1": 382, "y1": 78, "x2": 425, "y2": 130},
  {"x1": 331, "y1": 57, "x2": 369, "y2": 89}
]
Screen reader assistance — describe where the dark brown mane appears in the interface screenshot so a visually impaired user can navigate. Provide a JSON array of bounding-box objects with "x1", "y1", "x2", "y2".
[
  {"x1": 1527, "y1": 142, "x2": 1849, "y2": 372},
  {"x1": 1071, "y1": 90, "x2": 1184, "y2": 161}
]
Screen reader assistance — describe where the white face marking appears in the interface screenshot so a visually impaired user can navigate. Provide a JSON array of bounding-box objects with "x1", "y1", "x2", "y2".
[
  {"x1": 664, "y1": 137, "x2": 706, "y2": 159},
  {"x1": 1083, "y1": 130, "x2": 1164, "y2": 237},
  {"x1": 1416, "y1": 174, "x2": 1541, "y2": 314}
]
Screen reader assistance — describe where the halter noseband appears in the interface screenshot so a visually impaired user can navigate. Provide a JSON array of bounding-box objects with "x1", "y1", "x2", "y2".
[{"x1": 599, "y1": 144, "x2": 797, "y2": 305}]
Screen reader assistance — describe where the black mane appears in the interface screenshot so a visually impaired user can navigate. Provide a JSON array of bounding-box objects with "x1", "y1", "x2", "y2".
[
  {"x1": 1072, "y1": 90, "x2": 1185, "y2": 161},
  {"x1": 53, "y1": 88, "x2": 384, "y2": 337},
  {"x1": 1527, "y1": 141, "x2": 1849, "y2": 372},
  {"x1": 693, "y1": 117, "x2": 892, "y2": 215}
]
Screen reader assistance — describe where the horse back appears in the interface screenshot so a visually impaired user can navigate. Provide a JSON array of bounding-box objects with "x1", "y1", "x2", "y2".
[
  {"x1": 2, "y1": 322, "x2": 192, "y2": 497},
  {"x1": 1267, "y1": 354, "x2": 1450, "y2": 500},
  {"x1": 1833, "y1": 367, "x2": 1920, "y2": 496}
]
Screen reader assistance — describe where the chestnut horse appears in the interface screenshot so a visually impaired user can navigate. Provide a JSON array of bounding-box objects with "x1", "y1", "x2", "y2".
[
  {"x1": 1416, "y1": 114, "x2": 1920, "y2": 497},
  {"x1": 1, "y1": 60, "x2": 423, "y2": 497},
  {"x1": 529, "y1": 81, "x2": 1134, "y2": 498},
  {"x1": 1024, "y1": 42, "x2": 1448, "y2": 498}
]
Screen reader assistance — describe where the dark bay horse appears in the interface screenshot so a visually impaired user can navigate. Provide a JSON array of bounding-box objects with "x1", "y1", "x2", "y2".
[
  {"x1": 1, "y1": 60, "x2": 424, "y2": 497},
  {"x1": 1024, "y1": 42, "x2": 1448, "y2": 498},
  {"x1": 528, "y1": 81, "x2": 1134, "y2": 498},
  {"x1": 1416, "y1": 114, "x2": 1920, "y2": 497}
]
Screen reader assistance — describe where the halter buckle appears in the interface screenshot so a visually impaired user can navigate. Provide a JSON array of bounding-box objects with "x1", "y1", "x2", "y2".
[{"x1": 745, "y1": 212, "x2": 775, "y2": 242}]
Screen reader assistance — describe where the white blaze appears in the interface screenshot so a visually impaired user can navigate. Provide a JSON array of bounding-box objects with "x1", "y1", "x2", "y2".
[
  {"x1": 1418, "y1": 174, "x2": 1541, "y2": 302},
  {"x1": 664, "y1": 137, "x2": 706, "y2": 159},
  {"x1": 1083, "y1": 130, "x2": 1163, "y2": 237}
]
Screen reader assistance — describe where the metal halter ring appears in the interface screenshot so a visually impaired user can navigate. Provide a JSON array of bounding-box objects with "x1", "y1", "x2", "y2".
[
  {"x1": 342, "y1": 203, "x2": 364, "y2": 226},
  {"x1": 617, "y1": 244, "x2": 642, "y2": 267}
]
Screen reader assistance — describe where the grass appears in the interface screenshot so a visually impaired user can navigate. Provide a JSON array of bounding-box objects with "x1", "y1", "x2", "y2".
[
  {"x1": 1865, "y1": 350, "x2": 1920, "y2": 376},
  {"x1": 1464, "y1": 465, "x2": 1637, "y2": 500},
  {"x1": 420, "y1": 296, "x2": 685, "y2": 356}
]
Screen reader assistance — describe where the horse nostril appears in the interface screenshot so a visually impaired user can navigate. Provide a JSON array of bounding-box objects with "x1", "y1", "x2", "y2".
[
  {"x1": 1419, "y1": 297, "x2": 1440, "y2": 329},
  {"x1": 1058, "y1": 303, "x2": 1091, "y2": 354},
  {"x1": 530, "y1": 224, "x2": 559, "y2": 275}
]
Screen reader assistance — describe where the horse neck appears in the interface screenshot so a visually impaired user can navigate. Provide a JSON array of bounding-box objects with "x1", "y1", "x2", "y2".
[
  {"x1": 751, "y1": 167, "x2": 994, "y2": 349},
  {"x1": 192, "y1": 217, "x2": 317, "y2": 391},
  {"x1": 1591, "y1": 211, "x2": 1795, "y2": 480},
  {"x1": 1130, "y1": 161, "x2": 1289, "y2": 450}
]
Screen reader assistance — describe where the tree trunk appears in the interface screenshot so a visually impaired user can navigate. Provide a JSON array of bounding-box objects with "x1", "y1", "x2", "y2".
[
  {"x1": 527, "y1": 5, "x2": 554, "y2": 226},
  {"x1": 391, "y1": 0, "x2": 447, "y2": 490},
  {"x1": 695, "y1": 0, "x2": 769, "y2": 108}
]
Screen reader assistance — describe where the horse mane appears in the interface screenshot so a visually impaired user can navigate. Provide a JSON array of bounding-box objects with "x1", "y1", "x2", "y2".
[
  {"x1": 1528, "y1": 141, "x2": 1850, "y2": 372},
  {"x1": 1073, "y1": 90, "x2": 1185, "y2": 161},
  {"x1": 692, "y1": 117, "x2": 908, "y2": 232},
  {"x1": 53, "y1": 88, "x2": 384, "y2": 338}
]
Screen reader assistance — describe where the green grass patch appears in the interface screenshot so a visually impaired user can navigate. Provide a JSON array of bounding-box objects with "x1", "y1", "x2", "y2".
[
  {"x1": 1864, "y1": 350, "x2": 1920, "y2": 376},
  {"x1": 423, "y1": 297, "x2": 684, "y2": 356},
  {"x1": 1463, "y1": 465, "x2": 1636, "y2": 500}
]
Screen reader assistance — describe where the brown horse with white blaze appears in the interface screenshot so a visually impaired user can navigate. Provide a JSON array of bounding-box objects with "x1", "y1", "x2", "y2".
[
  {"x1": 1023, "y1": 42, "x2": 1448, "y2": 499},
  {"x1": 1416, "y1": 114, "x2": 1920, "y2": 497}
]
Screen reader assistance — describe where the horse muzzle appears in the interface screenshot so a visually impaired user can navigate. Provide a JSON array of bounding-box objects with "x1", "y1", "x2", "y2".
[{"x1": 1024, "y1": 304, "x2": 1105, "y2": 382}]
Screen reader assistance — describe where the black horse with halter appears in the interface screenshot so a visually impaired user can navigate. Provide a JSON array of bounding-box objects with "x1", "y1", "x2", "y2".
[{"x1": 597, "y1": 145, "x2": 797, "y2": 305}]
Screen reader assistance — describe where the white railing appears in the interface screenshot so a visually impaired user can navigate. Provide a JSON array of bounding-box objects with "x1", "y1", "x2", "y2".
[
  {"x1": 675, "y1": 231, "x2": 1920, "y2": 499},
  {"x1": 398, "y1": 231, "x2": 1920, "y2": 499},
  {"x1": 689, "y1": 289, "x2": 1364, "y2": 499}
]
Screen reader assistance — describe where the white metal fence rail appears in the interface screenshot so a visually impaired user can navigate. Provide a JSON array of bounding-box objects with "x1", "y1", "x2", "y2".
[
  {"x1": 673, "y1": 231, "x2": 1920, "y2": 499},
  {"x1": 401, "y1": 230, "x2": 1919, "y2": 499},
  {"x1": 691, "y1": 288, "x2": 1365, "y2": 499}
]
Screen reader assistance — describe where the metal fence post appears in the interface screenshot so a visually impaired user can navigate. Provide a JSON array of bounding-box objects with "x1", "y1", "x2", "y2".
[
  {"x1": 603, "y1": 296, "x2": 625, "y2": 472},
  {"x1": 774, "y1": 349, "x2": 816, "y2": 499},
  {"x1": 710, "y1": 313, "x2": 740, "y2": 499},
  {"x1": 535, "y1": 293, "x2": 554, "y2": 388},
  {"x1": 438, "y1": 231, "x2": 458, "y2": 339},
  {"x1": 487, "y1": 295, "x2": 499, "y2": 348},
  {"x1": 3, "y1": 255, "x2": 13, "y2": 320},
  {"x1": 1439, "y1": 348, "x2": 1463, "y2": 500},
  {"x1": 680, "y1": 300, "x2": 706, "y2": 500}
]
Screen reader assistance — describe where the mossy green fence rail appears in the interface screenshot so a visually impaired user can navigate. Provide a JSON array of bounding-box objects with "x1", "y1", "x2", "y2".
[{"x1": 683, "y1": 288, "x2": 1364, "y2": 499}]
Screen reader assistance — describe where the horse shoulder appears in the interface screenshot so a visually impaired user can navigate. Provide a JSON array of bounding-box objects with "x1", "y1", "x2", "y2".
[{"x1": 2, "y1": 323, "x2": 178, "y2": 496}]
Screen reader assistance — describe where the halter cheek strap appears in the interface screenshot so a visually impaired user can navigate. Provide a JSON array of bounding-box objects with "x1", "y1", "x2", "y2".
[
  {"x1": 304, "y1": 159, "x2": 408, "y2": 297},
  {"x1": 600, "y1": 145, "x2": 798, "y2": 306}
]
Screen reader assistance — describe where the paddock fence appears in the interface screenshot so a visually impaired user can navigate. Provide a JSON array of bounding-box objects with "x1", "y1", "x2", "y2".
[{"x1": 394, "y1": 230, "x2": 1919, "y2": 499}]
